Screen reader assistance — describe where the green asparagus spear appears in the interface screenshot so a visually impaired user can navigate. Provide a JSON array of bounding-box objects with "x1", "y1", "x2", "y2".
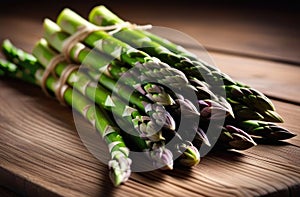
[
  {"x1": 236, "y1": 120, "x2": 296, "y2": 141},
  {"x1": 0, "y1": 59, "x2": 35, "y2": 84}
]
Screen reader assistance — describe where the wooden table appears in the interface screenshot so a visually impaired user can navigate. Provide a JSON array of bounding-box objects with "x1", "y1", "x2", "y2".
[{"x1": 1, "y1": 1, "x2": 300, "y2": 196}]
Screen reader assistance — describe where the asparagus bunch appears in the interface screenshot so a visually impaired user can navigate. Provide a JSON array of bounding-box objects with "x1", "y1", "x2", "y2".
[
  {"x1": 0, "y1": 55, "x2": 132, "y2": 187},
  {"x1": 88, "y1": 5, "x2": 282, "y2": 123},
  {"x1": 42, "y1": 17, "x2": 257, "y2": 151}
]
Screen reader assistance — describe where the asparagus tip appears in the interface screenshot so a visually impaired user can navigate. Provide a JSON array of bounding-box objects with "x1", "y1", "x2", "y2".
[
  {"x1": 264, "y1": 110, "x2": 284, "y2": 123},
  {"x1": 197, "y1": 128, "x2": 211, "y2": 147},
  {"x1": 177, "y1": 142, "x2": 200, "y2": 167},
  {"x1": 177, "y1": 99, "x2": 200, "y2": 117},
  {"x1": 225, "y1": 125, "x2": 257, "y2": 150},
  {"x1": 108, "y1": 156, "x2": 132, "y2": 186},
  {"x1": 149, "y1": 144, "x2": 174, "y2": 170}
]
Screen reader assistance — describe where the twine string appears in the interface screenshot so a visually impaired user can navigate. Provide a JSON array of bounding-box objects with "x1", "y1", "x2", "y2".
[
  {"x1": 41, "y1": 54, "x2": 65, "y2": 96},
  {"x1": 54, "y1": 64, "x2": 79, "y2": 105},
  {"x1": 61, "y1": 22, "x2": 152, "y2": 62}
]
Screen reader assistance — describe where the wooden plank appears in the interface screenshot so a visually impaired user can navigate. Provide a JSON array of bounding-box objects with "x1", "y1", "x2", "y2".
[{"x1": 0, "y1": 78, "x2": 299, "y2": 197}]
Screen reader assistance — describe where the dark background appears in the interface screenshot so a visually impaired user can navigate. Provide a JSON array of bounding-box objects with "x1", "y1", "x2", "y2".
[
  {"x1": 1, "y1": 0, "x2": 299, "y2": 64},
  {"x1": 1, "y1": 0, "x2": 300, "y2": 17}
]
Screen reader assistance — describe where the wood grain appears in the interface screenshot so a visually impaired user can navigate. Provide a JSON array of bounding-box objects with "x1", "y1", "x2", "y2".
[{"x1": 0, "y1": 78, "x2": 299, "y2": 197}]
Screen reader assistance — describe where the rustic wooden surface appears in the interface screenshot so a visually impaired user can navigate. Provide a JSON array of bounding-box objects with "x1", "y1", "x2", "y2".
[{"x1": 0, "y1": 1, "x2": 300, "y2": 197}]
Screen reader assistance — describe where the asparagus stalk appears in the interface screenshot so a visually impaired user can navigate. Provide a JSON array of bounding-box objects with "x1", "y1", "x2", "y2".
[
  {"x1": 0, "y1": 59, "x2": 36, "y2": 84},
  {"x1": 236, "y1": 120, "x2": 296, "y2": 141},
  {"x1": 0, "y1": 57, "x2": 131, "y2": 186},
  {"x1": 88, "y1": 5, "x2": 283, "y2": 123},
  {"x1": 192, "y1": 121, "x2": 256, "y2": 150},
  {"x1": 89, "y1": 6, "x2": 198, "y2": 61}
]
